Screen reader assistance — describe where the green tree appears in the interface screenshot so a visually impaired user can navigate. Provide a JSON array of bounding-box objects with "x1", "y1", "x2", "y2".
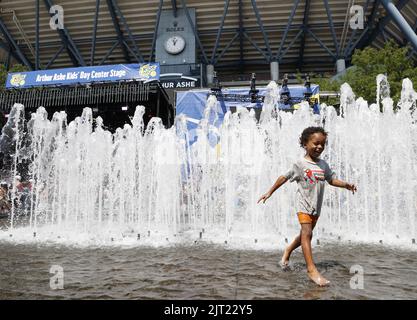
[{"x1": 315, "y1": 41, "x2": 417, "y2": 105}]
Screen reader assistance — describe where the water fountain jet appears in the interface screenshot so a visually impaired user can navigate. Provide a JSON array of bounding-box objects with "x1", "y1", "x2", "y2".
[{"x1": 0, "y1": 75, "x2": 416, "y2": 249}]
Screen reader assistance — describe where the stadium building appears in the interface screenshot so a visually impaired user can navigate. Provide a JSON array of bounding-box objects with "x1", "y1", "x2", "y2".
[
  {"x1": 1, "y1": 0, "x2": 416, "y2": 80},
  {"x1": 0, "y1": 0, "x2": 416, "y2": 129}
]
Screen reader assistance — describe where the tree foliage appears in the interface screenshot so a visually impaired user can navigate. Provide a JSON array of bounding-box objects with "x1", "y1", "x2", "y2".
[{"x1": 313, "y1": 41, "x2": 417, "y2": 105}]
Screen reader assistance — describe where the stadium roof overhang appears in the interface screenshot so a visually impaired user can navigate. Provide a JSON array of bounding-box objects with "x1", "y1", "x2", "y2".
[{"x1": 0, "y1": 0, "x2": 416, "y2": 79}]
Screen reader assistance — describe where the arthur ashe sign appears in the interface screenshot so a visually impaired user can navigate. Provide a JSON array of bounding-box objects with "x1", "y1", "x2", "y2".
[{"x1": 160, "y1": 74, "x2": 199, "y2": 89}]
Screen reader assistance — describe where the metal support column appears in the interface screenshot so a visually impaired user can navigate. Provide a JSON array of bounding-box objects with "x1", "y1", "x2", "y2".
[
  {"x1": 110, "y1": 0, "x2": 144, "y2": 62},
  {"x1": 298, "y1": 0, "x2": 311, "y2": 69},
  {"x1": 323, "y1": 0, "x2": 340, "y2": 57},
  {"x1": 171, "y1": 0, "x2": 177, "y2": 18},
  {"x1": 270, "y1": 61, "x2": 279, "y2": 81},
  {"x1": 279, "y1": 29, "x2": 304, "y2": 60},
  {"x1": 243, "y1": 31, "x2": 270, "y2": 61},
  {"x1": 355, "y1": 0, "x2": 410, "y2": 53},
  {"x1": 250, "y1": 0, "x2": 272, "y2": 61},
  {"x1": 149, "y1": 0, "x2": 163, "y2": 62},
  {"x1": 344, "y1": 0, "x2": 372, "y2": 57},
  {"x1": 306, "y1": 28, "x2": 336, "y2": 59},
  {"x1": 379, "y1": 0, "x2": 417, "y2": 51},
  {"x1": 0, "y1": 18, "x2": 33, "y2": 69},
  {"x1": 46, "y1": 45, "x2": 65, "y2": 69},
  {"x1": 91, "y1": 0, "x2": 100, "y2": 66},
  {"x1": 336, "y1": 59, "x2": 346, "y2": 74},
  {"x1": 206, "y1": 64, "x2": 214, "y2": 85},
  {"x1": 36, "y1": 0, "x2": 40, "y2": 69},
  {"x1": 211, "y1": 0, "x2": 230, "y2": 64},
  {"x1": 277, "y1": 0, "x2": 301, "y2": 60},
  {"x1": 106, "y1": 0, "x2": 130, "y2": 62},
  {"x1": 213, "y1": 32, "x2": 239, "y2": 65},
  {"x1": 44, "y1": 0, "x2": 86, "y2": 66},
  {"x1": 180, "y1": 0, "x2": 209, "y2": 64},
  {"x1": 238, "y1": 0, "x2": 244, "y2": 71},
  {"x1": 6, "y1": 48, "x2": 12, "y2": 70}
]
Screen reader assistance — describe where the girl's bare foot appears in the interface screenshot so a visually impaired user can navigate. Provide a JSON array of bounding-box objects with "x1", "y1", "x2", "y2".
[
  {"x1": 307, "y1": 269, "x2": 330, "y2": 286},
  {"x1": 280, "y1": 248, "x2": 291, "y2": 270}
]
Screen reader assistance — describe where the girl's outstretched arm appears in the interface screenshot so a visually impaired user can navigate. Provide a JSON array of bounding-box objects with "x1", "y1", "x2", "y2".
[
  {"x1": 329, "y1": 179, "x2": 357, "y2": 194},
  {"x1": 257, "y1": 176, "x2": 288, "y2": 204}
]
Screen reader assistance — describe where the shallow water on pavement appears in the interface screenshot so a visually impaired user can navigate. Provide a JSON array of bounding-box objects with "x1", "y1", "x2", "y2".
[{"x1": 0, "y1": 241, "x2": 416, "y2": 300}]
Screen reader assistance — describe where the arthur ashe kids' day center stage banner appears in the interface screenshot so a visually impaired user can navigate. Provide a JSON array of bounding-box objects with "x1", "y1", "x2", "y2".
[{"x1": 5, "y1": 63, "x2": 160, "y2": 89}]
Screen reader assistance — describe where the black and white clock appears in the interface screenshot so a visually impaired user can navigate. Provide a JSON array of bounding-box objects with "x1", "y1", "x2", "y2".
[{"x1": 164, "y1": 35, "x2": 186, "y2": 55}]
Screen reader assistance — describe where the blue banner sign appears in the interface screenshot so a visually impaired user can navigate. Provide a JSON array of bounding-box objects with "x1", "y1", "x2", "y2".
[{"x1": 5, "y1": 63, "x2": 160, "y2": 89}]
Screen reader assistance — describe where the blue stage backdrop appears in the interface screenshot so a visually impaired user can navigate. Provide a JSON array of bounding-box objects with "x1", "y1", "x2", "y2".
[
  {"x1": 5, "y1": 63, "x2": 160, "y2": 89},
  {"x1": 176, "y1": 85, "x2": 319, "y2": 145}
]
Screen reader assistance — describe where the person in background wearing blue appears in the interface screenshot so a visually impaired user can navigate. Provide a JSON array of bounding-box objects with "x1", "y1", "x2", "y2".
[{"x1": 312, "y1": 98, "x2": 320, "y2": 115}]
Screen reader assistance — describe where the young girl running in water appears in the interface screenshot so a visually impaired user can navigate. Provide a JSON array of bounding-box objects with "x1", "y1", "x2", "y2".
[{"x1": 258, "y1": 127, "x2": 357, "y2": 286}]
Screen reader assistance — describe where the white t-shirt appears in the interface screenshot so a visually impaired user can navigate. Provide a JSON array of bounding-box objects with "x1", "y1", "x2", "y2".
[{"x1": 284, "y1": 157, "x2": 336, "y2": 216}]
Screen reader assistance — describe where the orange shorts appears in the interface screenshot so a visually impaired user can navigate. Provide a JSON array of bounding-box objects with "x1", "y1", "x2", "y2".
[{"x1": 297, "y1": 212, "x2": 319, "y2": 226}]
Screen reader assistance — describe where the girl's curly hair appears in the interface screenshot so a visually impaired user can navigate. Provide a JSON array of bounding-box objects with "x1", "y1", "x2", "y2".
[{"x1": 299, "y1": 126, "x2": 328, "y2": 148}]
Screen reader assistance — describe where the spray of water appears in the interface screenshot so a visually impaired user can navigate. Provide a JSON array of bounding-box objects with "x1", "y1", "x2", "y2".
[{"x1": 1, "y1": 76, "x2": 416, "y2": 249}]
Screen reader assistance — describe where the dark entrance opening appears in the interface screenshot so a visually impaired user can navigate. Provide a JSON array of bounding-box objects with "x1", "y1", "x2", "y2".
[{"x1": 0, "y1": 81, "x2": 174, "y2": 132}]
